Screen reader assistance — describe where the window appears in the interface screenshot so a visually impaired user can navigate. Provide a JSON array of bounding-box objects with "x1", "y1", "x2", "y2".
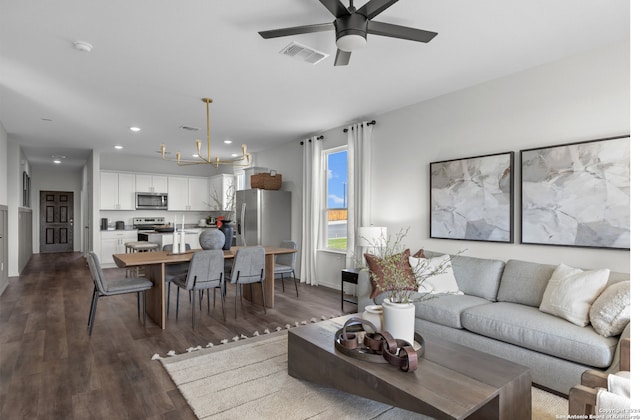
[{"x1": 324, "y1": 147, "x2": 348, "y2": 251}]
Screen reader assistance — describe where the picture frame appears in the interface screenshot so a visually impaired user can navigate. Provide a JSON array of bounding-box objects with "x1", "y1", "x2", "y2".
[
  {"x1": 430, "y1": 151, "x2": 514, "y2": 243},
  {"x1": 520, "y1": 135, "x2": 630, "y2": 249}
]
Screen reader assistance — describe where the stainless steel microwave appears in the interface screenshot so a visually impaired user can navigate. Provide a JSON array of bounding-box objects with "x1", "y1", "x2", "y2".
[{"x1": 136, "y1": 192, "x2": 168, "y2": 210}]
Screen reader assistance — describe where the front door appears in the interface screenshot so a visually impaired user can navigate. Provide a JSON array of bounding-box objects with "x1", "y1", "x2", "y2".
[{"x1": 40, "y1": 191, "x2": 74, "y2": 253}]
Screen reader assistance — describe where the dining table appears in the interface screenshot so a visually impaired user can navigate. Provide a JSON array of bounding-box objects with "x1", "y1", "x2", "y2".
[{"x1": 112, "y1": 246, "x2": 297, "y2": 329}]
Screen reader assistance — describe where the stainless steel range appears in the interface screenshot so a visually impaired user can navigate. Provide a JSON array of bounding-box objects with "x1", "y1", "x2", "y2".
[{"x1": 133, "y1": 217, "x2": 166, "y2": 241}]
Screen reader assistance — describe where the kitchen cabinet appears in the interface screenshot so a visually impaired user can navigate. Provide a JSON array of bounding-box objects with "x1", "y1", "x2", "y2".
[
  {"x1": 135, "y1": 174, "x2": 168, "y2": 193},
  {"x1": 167, "y1": 176, "x2": 210, "y2": 211},
  {"x1": 100, "y1": 230, "x2": 137, "y2": 267},
  {"x1": 100, "y1": 171, "x2": 135, "y2": 210},
  {"x1": 209, "y1": 174, "x2": 235, "y2": 214}
]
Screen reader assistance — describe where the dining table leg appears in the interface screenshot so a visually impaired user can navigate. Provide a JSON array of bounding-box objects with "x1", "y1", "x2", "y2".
[
  {"x1": 143, "y1": 263, "x2": 167, "y2": 329},
  {"x1": 242, "y1": 253, "x2": 275, "y2": 308}
]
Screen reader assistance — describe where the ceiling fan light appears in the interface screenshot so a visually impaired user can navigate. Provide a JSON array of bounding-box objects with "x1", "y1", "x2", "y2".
[{"x1": 336, "y1": 34, "x2": 367, "y2": 52}]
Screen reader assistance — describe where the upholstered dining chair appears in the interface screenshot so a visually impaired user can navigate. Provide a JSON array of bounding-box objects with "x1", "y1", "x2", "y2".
[
  {"x1": 162, "y1": 243, "x2": 191, "y2": 315},
  {"x1": 86, "y1": 251, "x2": 153, "y2": 336},
  {"x1": 225, "y1": 246, "x2": 266, "y2": 319},
  {"x1": 172, "y1": 249, "x2": 226, "y2": 327},
  {"x1": 569, "y1": 337, "x2": 631, "y2": 415},
  {"x1": 273, "y1": 240, "x2": 298, "y2": 297}
]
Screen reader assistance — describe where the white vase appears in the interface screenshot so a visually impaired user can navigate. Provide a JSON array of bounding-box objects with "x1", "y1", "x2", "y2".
[
  {"x1": 382, "y1": 298, "x2": 415, "y2": 344},
  {"x1": 362, "y1": 305, "x2": 384, "y2": 333}
]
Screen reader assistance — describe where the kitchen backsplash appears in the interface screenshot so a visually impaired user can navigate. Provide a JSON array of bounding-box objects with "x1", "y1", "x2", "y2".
[{"x1": 100, "y1": 209, "x2": 215, "y2": 227}]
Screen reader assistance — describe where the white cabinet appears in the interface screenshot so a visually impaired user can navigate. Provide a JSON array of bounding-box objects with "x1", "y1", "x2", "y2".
[
  {"x1": 188, "y1": 177, "x2": 210, "y2": 211},
  {"x1": 100, "y1": 171, "x2": 135, "y2": 210},
  {"x1": 167, "y1": 176, "x2": 210, "y2": 211},
  {"x1": 135, "y1": 174, "x2": 168, "y2": 193},
  {"x1": 100, "y1": 230, "x2": 137, "y2": 267},
  {"x1": 209, "y1": 174, "x2": 235, "y2": 213}
]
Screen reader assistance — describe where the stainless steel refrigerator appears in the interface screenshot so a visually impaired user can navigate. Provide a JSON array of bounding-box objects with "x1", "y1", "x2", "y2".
[{"x1": 236, "y1": 189, "x2": 291, "y2": 247}]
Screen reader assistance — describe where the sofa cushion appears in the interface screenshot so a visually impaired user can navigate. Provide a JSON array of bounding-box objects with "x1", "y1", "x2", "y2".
[
  {"x1": 364, "y1": 249, "x2": 416, "y2": 299},
  {"x1": 539, "y1": 264, "x2": 609, "y2": 327},
  {"x1": 461, "y1": 302, "x2": 618, "y2": 368},
  {"x1": 497, "y1": 260, "x2": 555, "y2": 307},
  {"x1": 409, "y1": 255, "x2": 462, "y2": 295},
  {"x1": 421, "y1": 250, "x2": 504, "y2": 301},
  {"x1": 589, "y1": 281, "x2": 630, "y2": 337},
  {"x1": 414, "y1": 295, "x2": 492, "y2": 329}
]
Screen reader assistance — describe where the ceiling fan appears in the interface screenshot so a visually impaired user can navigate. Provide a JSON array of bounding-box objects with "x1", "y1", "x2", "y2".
[{"x1": 259, "y1": 0, "x2": 438, "y2": 66}]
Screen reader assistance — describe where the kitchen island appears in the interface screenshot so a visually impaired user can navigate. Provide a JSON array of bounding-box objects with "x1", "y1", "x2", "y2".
[{"x1": 145, "y1": 229, "x2": 203, "y2": 250}]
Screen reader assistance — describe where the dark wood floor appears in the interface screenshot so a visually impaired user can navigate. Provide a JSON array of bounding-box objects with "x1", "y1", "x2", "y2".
[{"x1": 0, "y1": 252, "x2": 357, "y2": 419}]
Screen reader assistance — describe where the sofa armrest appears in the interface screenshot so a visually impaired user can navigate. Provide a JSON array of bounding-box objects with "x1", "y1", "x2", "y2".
[
  {"x1": 606, "y1": 323, "x2": 631, "y2": 374},
  {"x1": 356, "y1": 269, "x2": 376, "y2": 312}
]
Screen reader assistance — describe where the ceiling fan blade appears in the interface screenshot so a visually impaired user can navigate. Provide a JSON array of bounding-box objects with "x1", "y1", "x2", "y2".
[
  {"x1": 357, "y1": 0, "x2": 399, "y2": 19},
  {"x1": 367, "y1": 21, "x2": 438, "y2": 43},
  {"x1": 334, "y1": 48, "x2": 351, "y2": 66},
  {"x1": 318, "y1": 0, "x2": 350, "y2": 18},
  {"x1": 259, "y1": 22, "x2": 334, "y2": 39}
]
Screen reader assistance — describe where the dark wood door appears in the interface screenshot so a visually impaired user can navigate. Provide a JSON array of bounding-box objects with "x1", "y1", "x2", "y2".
[{"x1": 40, "y1": 191, "x2": 74, "y2": 253}]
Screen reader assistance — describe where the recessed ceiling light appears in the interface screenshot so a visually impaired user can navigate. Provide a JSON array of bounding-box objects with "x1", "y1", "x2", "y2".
[
  {"x1": 114, "y1": 145, "x2": 123, "y2": 150},
  {"x1": 73, "y1": 41, "x2": 93, "y2": 52},
  {"x1": 224, "y1": 140, "x2": 232, "y2": 144},
  {"x1": 192, "y1": 154, "x2": 199, "y2": 158},
  {"x1": 129, "y1": 126, "x2": 141, "y2": 132},
  {"x1": 53, "y1": 160, "x2": 61, "y2": 164},
  {"x1": 231, "y1": 153, "x2": 239, "y2": 157}
]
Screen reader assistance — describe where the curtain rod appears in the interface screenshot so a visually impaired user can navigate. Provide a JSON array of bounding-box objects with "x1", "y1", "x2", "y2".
[
  {"x1": 343, "y1": 120, "x2": 376, "y2": 133},
  {"x1": 299, "y1": 135, "x2": 324, "y2": 145}
]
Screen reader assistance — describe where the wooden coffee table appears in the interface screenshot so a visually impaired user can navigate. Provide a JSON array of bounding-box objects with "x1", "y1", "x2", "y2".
[{"x1": 288, "y1": 315, "x2": 531, "y2": 419}]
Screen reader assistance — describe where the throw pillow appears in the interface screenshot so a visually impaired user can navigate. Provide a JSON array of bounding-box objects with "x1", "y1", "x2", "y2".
[
  {"x1": 539, "y1": 263, "x2": 609, "y2": 327},
  {"x1": 589, "y1": 281, "x2": 630, "y2": 337},
  {"x1": 364, "y1": 249, "x2": 416, "y2": 299},
  {"x1": 409, "y1": 254, "x2": 463, "y2": 295}
]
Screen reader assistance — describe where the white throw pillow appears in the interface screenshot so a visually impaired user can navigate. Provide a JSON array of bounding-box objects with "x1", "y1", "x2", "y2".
[
  {"x1": 589, "y1": 281, "x2": 630, "y2": 337},
  {"x1": 409, "y1": 254, "x2": 463, "y2": 295},
  {"x1": 539, "y1": 263, "x2": 609, "y2": 327}
]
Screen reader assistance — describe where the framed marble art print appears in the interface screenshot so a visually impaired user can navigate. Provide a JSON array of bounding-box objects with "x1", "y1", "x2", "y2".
[
  {"x1": 430, "y1": 151, "x2": 514, "y2": 243},
  {"x1": 520, "y1": 135, "x2": 630, "y2": 249}
]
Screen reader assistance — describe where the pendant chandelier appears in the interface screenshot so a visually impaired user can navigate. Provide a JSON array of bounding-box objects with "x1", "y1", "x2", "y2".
[{"x1": 160, "y1": 97, "x2": 251, "y2": 167}]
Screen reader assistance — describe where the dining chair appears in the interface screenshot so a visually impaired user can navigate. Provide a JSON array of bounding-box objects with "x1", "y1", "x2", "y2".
[
  {"x1": 162, "y1": 243, "x2": 191, "y2": 316},
  {"x1": 225, "y1": 246, "x2": 266, "y2": 318},
  {"x1": 274, "y1": 240, "x2": 298, "y2": 297},
  {"x1": 172, "y1": 249, "x2": 226, "y2": 327},
  {"x1": 86, "y1": 251, "x2": 153, "y2": 336}
]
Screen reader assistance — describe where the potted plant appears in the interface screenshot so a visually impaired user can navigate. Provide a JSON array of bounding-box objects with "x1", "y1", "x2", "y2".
[{"x1": 362, "y1": 227, "x2": 459, "y2": 343}]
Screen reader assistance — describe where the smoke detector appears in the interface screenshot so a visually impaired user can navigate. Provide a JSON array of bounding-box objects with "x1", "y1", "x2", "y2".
[
  {"x1": 73, "y1": 41, "x2": 93, "y2": 52},
  {"x1": 279, "y1": 42, "x2": 328, "y2": 65}
]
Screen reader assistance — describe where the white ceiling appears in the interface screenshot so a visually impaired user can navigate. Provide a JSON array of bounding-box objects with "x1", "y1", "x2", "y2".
[{"x1": 0, "y1": 0, "x2": 630, "y2": 168}]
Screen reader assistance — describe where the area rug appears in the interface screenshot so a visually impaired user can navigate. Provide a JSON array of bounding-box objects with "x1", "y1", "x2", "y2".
[{"x1": 157, "y1": 326, "x2": 568, "y2": 419}]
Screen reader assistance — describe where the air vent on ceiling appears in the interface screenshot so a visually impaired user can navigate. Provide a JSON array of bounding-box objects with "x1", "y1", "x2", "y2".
[
  {"x1": 279, "y1": 41, "x2": 328, "y2": 65},
  {"x1": 179, "y1": 125, "x2": 200, "y2": 131}
]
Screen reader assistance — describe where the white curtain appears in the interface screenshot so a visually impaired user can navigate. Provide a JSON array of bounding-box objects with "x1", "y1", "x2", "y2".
[
  {"x1": 300, "y1": 136, "x2": 322, "y2": 286},
  {"x1": 346, "y1": 122, "x2": 374, "y2": 268}
]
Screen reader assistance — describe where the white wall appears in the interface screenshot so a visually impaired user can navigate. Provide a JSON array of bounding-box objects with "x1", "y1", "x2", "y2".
[
  {"x1": 369, "y1": 40, "x2": 629, "y2": 273},
  {"x1": 267, "y1": 40, "x2": 630, "y2": 291},
  {"x1": 30, "y1": 164, "x2": 83, "y2": 253},
  {"x1": 0, "y1": 122, "x2": 7, "y2": 205}
]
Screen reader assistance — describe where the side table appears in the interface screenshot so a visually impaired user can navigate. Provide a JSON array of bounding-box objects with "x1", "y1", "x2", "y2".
[{"x1": 341, "y1": 268, "x2": 359, "y2": 311}]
